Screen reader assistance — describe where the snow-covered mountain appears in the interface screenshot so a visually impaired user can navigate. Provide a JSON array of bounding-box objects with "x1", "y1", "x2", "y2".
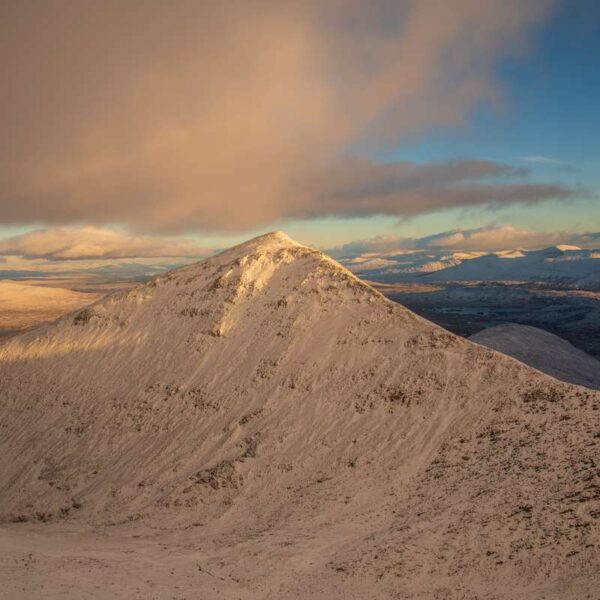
[
  {"x1": 1, "y1": 232, "x2": 599, "y2": 599},
  {"x1": 471, "y1": 324, "x2": 600, "y2": 390},
  {"x1": 342, "y1": 245, "x2": 600, "y2": 289},
  {"x1": 340, "y1": 249, "x2": 483, "y2": 277}
]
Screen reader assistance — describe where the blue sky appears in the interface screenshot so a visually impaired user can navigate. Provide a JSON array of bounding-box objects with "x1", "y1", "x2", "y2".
[{"x1": 383, "y1": 0, "x2": 600, "y2": 236}]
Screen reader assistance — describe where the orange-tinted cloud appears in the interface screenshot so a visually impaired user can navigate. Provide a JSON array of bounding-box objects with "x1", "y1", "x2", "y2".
[
  {"x1": 331, "y1": 226, "x2": 600, "y2": 256},
  {"x1": 0, "y1": 226, "x2": 208, "y2": 260},
  {"x1": 0, "y1": 1, "x2": 559, "y2": 232}
]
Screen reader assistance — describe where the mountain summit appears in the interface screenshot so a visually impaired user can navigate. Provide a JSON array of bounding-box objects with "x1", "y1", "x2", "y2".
[{"x1": 1, "y1": 232, "x2": 599, "y2": 598}]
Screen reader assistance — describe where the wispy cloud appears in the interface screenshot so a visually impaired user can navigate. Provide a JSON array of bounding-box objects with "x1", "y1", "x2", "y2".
[
  {"x1": 520, "y1": 155, "x2": 576, "y2": 173},
  {"x1": 521, "y1": 155, "x2": 566, "y2": 166}
]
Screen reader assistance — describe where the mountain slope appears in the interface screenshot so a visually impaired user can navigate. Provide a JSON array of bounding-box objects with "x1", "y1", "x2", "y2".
[
  {"x1": 0, "y1": 280, "x2": 100, "y2": 334},
  {"x1": 0, "y1": 232, "x2": 598, "y2": 599},
  {"x1": 471, "y1": 324, "x2": 600, "y2": 390}
]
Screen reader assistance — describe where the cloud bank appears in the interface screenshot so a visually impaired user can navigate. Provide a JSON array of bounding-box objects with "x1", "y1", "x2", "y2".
[
  {"x1": 0, "y1": 227, "x2": 208, "y2": 260},
  {"x1": 0, "y1": 1, "x2": 563, "y2": 232},
  {"x1": 330, "y1": 226, "x2": 600, "y2": 257}
]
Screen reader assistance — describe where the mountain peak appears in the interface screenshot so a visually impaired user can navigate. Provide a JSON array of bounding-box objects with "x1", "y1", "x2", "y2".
[
  {"x1": 226, "y1": 230, "x2": 303, "y2": 256},
  {"x1": 258, "y1": 230, "x2": 298, "y2": 244}
]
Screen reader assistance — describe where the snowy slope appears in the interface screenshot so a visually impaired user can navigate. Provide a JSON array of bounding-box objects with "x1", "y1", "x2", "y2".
[
  {"x1": 470, "y1": 324, "x2": 600, "y2": 390},
  {"x1": 1, "y1": 232, "x2": 599, "y2": 599},
  {"x1": 0, "y1": 281, "x2": 100, "y2": 333}
]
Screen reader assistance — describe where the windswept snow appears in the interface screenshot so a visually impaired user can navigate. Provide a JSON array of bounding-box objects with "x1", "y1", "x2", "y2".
[
  {"x1": 1, "y1": 232, "x2": 599, "y2": 599},
  {"x1": 470, "y1": 324, "x2": 600, "y2": 390}
]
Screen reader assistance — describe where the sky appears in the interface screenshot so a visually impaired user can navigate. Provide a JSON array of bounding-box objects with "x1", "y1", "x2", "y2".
[{"x1": 0, "y1": 0, "x2": 599, "y2": 276}]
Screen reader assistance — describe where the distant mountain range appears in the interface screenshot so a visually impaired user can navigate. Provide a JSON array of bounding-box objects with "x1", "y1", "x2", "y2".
[
  {"x1": 0, "y1": 260, "x2": 185, "y2": 283},
  {"x1": 340, "y1": 245, "x2": 600, "y2": 289}
]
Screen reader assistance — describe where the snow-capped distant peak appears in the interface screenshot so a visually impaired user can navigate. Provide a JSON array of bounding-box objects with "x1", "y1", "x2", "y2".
[
  {"x1": 495, "y1": 249, "x2": 525, "y2": 259},
  {"x1": 555, "y1": 244, "x2": 581, "y2": 252}
]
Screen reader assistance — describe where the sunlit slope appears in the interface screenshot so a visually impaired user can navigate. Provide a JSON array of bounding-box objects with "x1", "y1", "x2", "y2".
[{"x1": 0, "y1": 281, "x2": 99, "y2": 333}]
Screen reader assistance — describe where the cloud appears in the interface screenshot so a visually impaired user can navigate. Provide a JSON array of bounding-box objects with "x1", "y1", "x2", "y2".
[
  {"x1": 521, "y1": 155, "x2": 566, "y2": 166},
  {"x1": 414, "y1": 226, "x2": 564, "y2": 251},
  {"x1": 0, "y1": 227, "x2": 209, "y2": 260},
  {"x1": 330, "y1": 225, "x2": 600, "y2": 257},
  {"x1": 296, "y1": 159, "x2": 577, "y2": 220},
  {"x1": 520, "y1": 155, "x2": 576, "y2": 173},
  {"x1": 328, "y1": 234, "x2": 411, "y2": 258},
  {"x1": 0, "y1": 1, "x2": 559, "y2": 232}
]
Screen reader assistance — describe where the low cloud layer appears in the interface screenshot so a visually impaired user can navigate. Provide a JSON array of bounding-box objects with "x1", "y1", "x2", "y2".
[
  {"x1": 0, "y1": 227, "x2": 209, "y2": 260},
  {"x1": 0, "y1": 1, "x2": 561, "y2": 232},
  {"x1": 331, "y1": 226, "x2": 600, "y2": 257}
]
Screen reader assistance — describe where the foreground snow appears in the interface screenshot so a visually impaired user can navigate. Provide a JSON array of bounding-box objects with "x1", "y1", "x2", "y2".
[{"x1": 1, "y1": 232, "x2": 598, "y2": 599}]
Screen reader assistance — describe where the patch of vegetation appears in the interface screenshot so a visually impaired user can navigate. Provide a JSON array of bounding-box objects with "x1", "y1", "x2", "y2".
[{"x1": 73, "y1": 308, "x2": 95, "y2": 326}]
